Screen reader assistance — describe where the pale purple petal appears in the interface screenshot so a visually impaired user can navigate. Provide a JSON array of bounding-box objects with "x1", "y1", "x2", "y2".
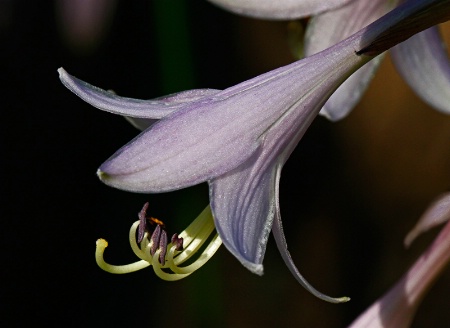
[
  {"x1": 97, "y1": 103, "x2": 261, "y2": 192},
  {"x1": 58, "y1": 68, "x2": 221, "y2": 119},
  {"x1": 209, "y1": 150, "x2": 277, "y2": 275},
  {"x1": 207, "y1": 0, "x2": 353, "y2": 19},
  {"x1": 349, "y1": 220, "x2": 450, "y2": 328},
  {"x1": 209, "y1": 74, "x2": 331, "y2": 275},
  {"x1": 304, "y1": 0, "x2": 393, "y2": 121},
  {"x1": 404, "y1": 192, "x2": 450, "y2": 247},
  {"x1": 391, "y1": 26, "x2": 450, "y2": 115},
  {"x1": 203, "y1": 0, "x2": 450, "y2": 284},
  {"x1": 271, "y1": 165, "x2": 350, "y2": 303},
  {"x1": 97, "y1": 0, "x2": 442, "y2": 196},
  {"x1": 97, "y1": 33, "x2": 372, "y2": 193}
]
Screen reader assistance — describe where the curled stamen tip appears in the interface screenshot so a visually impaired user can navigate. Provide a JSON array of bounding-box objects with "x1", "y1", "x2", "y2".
[
  {"x1": 316, "y1": 293, "x2": 350, "y2": 304},
  {"x1": 335, "y1": 296, "x2": 351, "y2": 303},
  {"x1": 96, "y1": 238, "x2": 108, "y2": 248},
  {"x1": 315, "y1": 294, "x2": 350, "y2": 303}
]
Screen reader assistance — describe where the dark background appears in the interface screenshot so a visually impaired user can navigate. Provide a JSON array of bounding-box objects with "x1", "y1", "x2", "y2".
[{"x1": 2, "y1": 1, "x2": 450, "y2": 327}]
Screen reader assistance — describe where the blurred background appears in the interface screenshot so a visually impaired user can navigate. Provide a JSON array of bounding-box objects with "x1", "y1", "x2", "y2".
[{"x1": 2, "y1": 0, "x2": 450, "y2": 327}]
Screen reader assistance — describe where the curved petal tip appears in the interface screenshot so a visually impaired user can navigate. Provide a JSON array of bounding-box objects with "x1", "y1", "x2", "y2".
[
  {"x1": 242, "y1": 261, "x2": 264, "y2": 276},
  {"x1": 404, "y1": 192, "x2": 450, "y2": 248},
  {"x1": 97, "y1": 169, "x2": 106, "y2": 180},
  {"x1": 97, "y1": 169, "x2": 113, "y2": 186}
]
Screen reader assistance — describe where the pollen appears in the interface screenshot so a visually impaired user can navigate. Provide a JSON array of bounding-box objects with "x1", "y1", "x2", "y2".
[
  {"x1": 95, "y1": 204, "x2": 222, "y2": 280},
  {"x1": 149, "y1": 217, "x2": 165, "y2": 227}
]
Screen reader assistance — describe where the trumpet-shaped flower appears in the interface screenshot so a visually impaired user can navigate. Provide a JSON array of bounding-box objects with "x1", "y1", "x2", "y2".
[
  {"x1": 209, "y1": 0, "x2": 450, "y2": 121},
  {"x1": 59, "y1": 0, "x2": 450, "y2": 303},
  {"x1": 349, "y1": 194, "x2": 450, "y2": 327}
]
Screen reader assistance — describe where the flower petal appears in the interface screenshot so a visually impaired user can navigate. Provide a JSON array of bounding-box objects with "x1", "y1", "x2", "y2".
[
  {"x1": 208, "y1": 75, "x2": 327, "y2": 274},
  {"x1": 97, "y1": 34, "x2": 371, "y2": 193},
  {"x1": 93, "y1": 0, "x2": 437, "y2": 194},
  {"x1": 349, "y1": 220, "x2": 450, "y2": 328},
  {"x1": 97, "y1": 94, "x2": 264, "y2": 192},
  {"x1": 58, "y1": 67, "x2": 221, "y2": 119},
  {"x1": 404, "y1": 192, "x2": 450, "y2": 248},
  {"x1": 272, "y1": 197, "x2": 350, "y2": 303},
  {"x1": 206, "y1": 0, "x2": 353, "y2": 19},
  {"x1": 209, "y1": 150, "x2": 279, "y2": 275},
  {"x1": 304, "y1": 0, "x2": 393, "y2": 121},
  {"x1": 391, "y1": 26, "x2": 450, "y2": 115}
]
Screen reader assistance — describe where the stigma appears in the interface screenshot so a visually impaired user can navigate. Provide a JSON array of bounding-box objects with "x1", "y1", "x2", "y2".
[{"x1": 95, "y1": 203, "x2": 222, "y2": 280}]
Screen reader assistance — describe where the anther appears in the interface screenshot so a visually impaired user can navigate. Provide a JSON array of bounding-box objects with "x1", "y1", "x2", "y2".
[
  {"x1": 171, "y1": 233, "x2": 184, "y2": 251},
  {"x1": 159, "y1": 229, "x2": 168, "y2": 264},
  {"x1": 137, "y1": 202, "x2": 149, "y2": 243},
  {"x1": 150, "y1": 225, "x2": 161, "y2": 256}
]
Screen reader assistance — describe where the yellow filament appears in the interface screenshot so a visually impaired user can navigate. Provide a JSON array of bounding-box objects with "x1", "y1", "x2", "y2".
[
  {"x1": 95, "y1": 238, "x2": 150, "y2": 274},
  {"x1": 167, "y1": 233, "x2": 222, "y2": 274},
  {"x1": 152, "y1": 250, "x2": 192, "y2": 281},
  {"x1": 172, "y1": 206, "x2": 215, "y2": 265}
]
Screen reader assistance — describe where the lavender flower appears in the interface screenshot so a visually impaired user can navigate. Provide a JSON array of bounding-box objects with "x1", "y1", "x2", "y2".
[
  {"x1": 209, "y1": 0, "x2": 450, "y2": 121},
  {"x1": 59, "y1": 0, "x2": 450, "y2": 303},
  {"x1": 349, "y1": 194, "x2": 450, "y2": 327}
]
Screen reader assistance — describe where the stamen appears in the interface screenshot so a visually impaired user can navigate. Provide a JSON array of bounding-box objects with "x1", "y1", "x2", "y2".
[
  {"x1": 95, "y1": 239, "x2": 150, "y2": 274},
  {"x1": 150, "y1": 225, "x2": 162, "y2": 256},
  {"x1": 137, "y1": 202, "x2": 148, "y2": 243},
  {"x1": 95, "y1": 204, "x2": 222, "y2": 280},
  {"x1": 158, "y1": 229, "x2": 168, "y2": 264},
  {"x1": 171, "y1": 234, "x2": 183, "y2": 251}
]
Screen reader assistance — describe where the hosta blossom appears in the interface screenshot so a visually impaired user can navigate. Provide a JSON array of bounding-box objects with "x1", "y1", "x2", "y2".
[
  {"x1": 60, "y1": 0, "x2": 450, "y2": 303},
  {"x1": 349, "y1": 194, "x2": 450, "y2": 327},
  {"x1": 209, "y1": 0, "x2": 450, "y2": 121}
]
